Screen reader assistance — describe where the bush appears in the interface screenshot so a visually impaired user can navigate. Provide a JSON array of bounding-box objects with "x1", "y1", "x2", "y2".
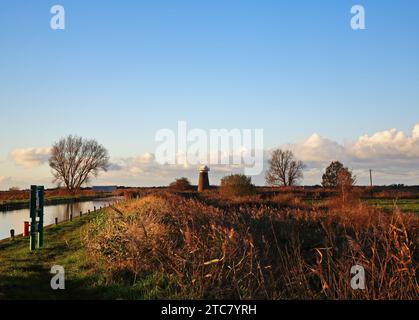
[
  {"x1": 84, "y1": 196, "x2": 174, "y2": 280},
  {"x1": 219, "y1": 174, "x2": 255, "y2": 197},
  {"x1": 169, "y1": 177, "x2": 192, "y2": 191},
  {"x1": 124, "y1": 190, "x2": 140, "y2": 200}
]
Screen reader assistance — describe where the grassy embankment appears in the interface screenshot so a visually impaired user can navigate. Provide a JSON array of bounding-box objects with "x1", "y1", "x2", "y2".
[
  {"x1": 0, "y1": 209, "x2": 160, "y2": 300},
  {"x1": 0, "y1": 191, "x2": 418, "y2": 300}
]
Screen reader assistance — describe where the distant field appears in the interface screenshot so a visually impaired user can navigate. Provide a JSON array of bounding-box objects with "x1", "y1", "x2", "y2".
[
  {"x1": 365, "y1": 199, "x2": 419, "y2": 214},
  {"x1": 303, "y1": 198, "x2": 419, "y2": 214}
]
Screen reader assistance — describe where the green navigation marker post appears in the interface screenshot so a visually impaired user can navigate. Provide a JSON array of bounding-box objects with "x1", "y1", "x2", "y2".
[
  {"x1": 29, "y1": 185, "x2": 44, "y2": 251},
  {"x1": 37, "y1": 186, "x2": 44, "y2": 248}
]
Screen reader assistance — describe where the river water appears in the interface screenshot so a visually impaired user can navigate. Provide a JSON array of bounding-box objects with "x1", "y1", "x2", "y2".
[{"x1": 0, "y1": 197, "x2": 121, "y2": 240}]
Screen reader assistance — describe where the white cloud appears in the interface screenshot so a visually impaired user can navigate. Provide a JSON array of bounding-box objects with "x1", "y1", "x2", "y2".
[
  {"x1": 281, "y1": 124, "x2": 419, "y2": 185},
  {"x1": 0, "y1": 176, "x2": 16, "y2": 190},
  {"x1": 284, "y1": 124, "x2": 419, "y2": 165},
  {"x1": 288, "y1": 133, "x2": 348, "y2": 164},
  {"x1": 350, "y1": 125, "x2": 419, "y2": 159},
  {"x1": 0, "y1": 176, "x2": 51, "y2": 190},
  {"x1": 10, "y1": 147, "x2": 51, "y2": 168}
]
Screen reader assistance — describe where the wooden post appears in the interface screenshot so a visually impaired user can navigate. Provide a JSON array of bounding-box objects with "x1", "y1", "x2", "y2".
[
  {"x1": 29, "y1": 186, "x2": 37, "y2": 251},
  {"x1": 94, "y1": 206, "x2": 96, "y2": 212},
  {"x1": 70, "y1": 214, "x2": 73, "y2": 221},
  {"x1": 369, "y1": 169, "x2": 373, "y2": 187},
  {"x1": 55, "y1": 217, "x2": 58, "y2": 225},
  {"x1": 369, "y1": 169, "x2": 374, "y2": 198},
  {"x1": 10, "y1": 229, "x2": 15, "y2": 241},
  {"x1": 37, "y1": 186, "x2": 44, "y2": 248},
  {"x1": 88, "y1": 209, "x2": 91, "y2": 214},
  {"x1": 80, "y1": 211, "x2": 83, "y2": 217},
  {"x1": 23, "y1": 221, "x2": 30, "y2": 237}
]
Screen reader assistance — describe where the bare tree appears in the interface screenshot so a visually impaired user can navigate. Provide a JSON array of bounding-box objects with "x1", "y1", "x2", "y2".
[
  {"x1": 49, "y1": 135, "x2": 110, "y2": 191},
  {"x1": 265, "y1": 149, "x2": 305, "y2": 186}
]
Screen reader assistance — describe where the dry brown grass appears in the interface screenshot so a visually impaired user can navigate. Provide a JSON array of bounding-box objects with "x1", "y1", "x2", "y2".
[{"x1": 83, "y1": 191, "x2": 418, "y2": 300}]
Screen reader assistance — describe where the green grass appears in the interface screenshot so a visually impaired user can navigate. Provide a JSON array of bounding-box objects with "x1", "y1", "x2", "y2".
[
  {"x1": 302, "y1": 197, "x2": 419, "y2": 214},
  {"x1": 0, "y1": 209, "x2": 178, "y2": 300},
  {"x1": 0, "y1": 212, "x2": 102, "y2": 299},
  {"x1": 365, "y1": 198, "x2": 419, "y2": 214}
]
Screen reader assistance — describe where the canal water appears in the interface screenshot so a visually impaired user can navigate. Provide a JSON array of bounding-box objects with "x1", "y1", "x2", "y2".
[{"x1": 0, "y1": 197, "x2": 121, "y2": 241}]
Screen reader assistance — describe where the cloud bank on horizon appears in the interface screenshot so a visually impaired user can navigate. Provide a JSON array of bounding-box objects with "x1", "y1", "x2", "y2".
[
  {"x1": 10, "y1": 147, "x2": 51, "y2": 168},
  {"x1": 4, "y1": 124, "x2": 419, "y2": 189}
]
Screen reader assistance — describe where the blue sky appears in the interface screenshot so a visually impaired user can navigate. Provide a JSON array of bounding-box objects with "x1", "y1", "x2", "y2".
[{"x1": 1, "y1": 1, "x2": 419, "y2": 188}]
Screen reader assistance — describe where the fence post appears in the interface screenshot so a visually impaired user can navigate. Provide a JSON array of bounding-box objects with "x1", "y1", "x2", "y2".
[
  {"x1": 10, "y1": 229, "x2": 15, "y2": 241},
  {"x1": 38, "y1": 186, "x2": 44, "y2": 248},
  {"x1": 23, "y1": 221, "x2": 30, "y2": 237},
  {"x1": 29, "y1": 186, "x2": 37, "y2": 251},
  {"x1": 55, "y1": 217, "x2": 58, "y2": 225}
]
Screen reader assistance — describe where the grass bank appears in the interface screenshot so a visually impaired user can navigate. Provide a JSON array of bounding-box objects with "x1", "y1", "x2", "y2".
[
  {"x1": 0, "y1": 212, "x2": 103, "y2": 299},
  {"x1": 0, "y1": 210, "x2": 163, "y2": 300}
]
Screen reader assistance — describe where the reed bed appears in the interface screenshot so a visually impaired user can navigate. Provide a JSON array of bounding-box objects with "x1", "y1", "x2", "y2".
[{"x1": 83, "y1": 191, "x2": 418, "y2": 300}]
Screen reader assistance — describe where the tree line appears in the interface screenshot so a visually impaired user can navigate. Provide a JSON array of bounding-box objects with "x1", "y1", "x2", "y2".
[
  {"x1": 47, "y1": 135, "x2": 355, "y2": 192},
  {"x1": 265, "y1": 149, "x2": 356, "y2": 189}
]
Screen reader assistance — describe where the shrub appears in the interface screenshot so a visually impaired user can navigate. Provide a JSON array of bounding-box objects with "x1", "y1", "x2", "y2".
[
  {"x1": 219, "y1": 174, "x2": 255, "y2": 197},
  {"x1": 124, "y1": 190, "x2": 140, "y2": 200},
  {"x1": 84, "y1": 196, "x2": 175, "y2": 279},
  {"x1": 169, "y1": 177, "x2": 192, "y2": 191}
]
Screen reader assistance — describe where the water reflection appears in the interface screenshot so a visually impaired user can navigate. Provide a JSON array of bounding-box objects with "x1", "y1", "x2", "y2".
[{"x1": 0, "y1": 197, "x2": 121, "y2": 240}]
